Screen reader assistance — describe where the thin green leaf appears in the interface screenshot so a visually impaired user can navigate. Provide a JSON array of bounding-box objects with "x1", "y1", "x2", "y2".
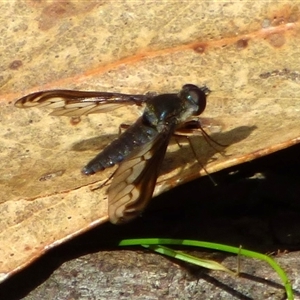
[
  {"x1": 118, "y1": 238, "x2": 293, "y2": 300},
  {"x1": 142, "y1": 244, "x2": 236, "y2": 276}
]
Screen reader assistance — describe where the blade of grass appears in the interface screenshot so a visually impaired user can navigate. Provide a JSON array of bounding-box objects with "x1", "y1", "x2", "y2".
[
  {"x1": 118, "y1": 238, "x2": 293, "y2": 300},
  {"x1": 142, "y1": 244, "x2": 236, "y2": 276}
]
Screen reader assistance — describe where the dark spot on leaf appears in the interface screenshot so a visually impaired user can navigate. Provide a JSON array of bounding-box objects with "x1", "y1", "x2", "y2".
[
  {"x1": 193, "y1": 43, "x2": 207, "y2": 54},
  {"x1": 259, "y1": 72, "x2": 271, "y2": 79},
  {"x1": 70, "y1": 116, "x2": 81, "y2": 125},
  {"x1": 24, "y1": 245, "x2": 31, "y2": 251},
  {"x1": 71, "y1": 269, "x2": 79, "y2": 277},
  {"x1": 9, "y1": 60, "x2": 23, "y2": 70},
  {"x1": 236, "y1": 38, "x2": 249, "y2": 50},
  {"x1": 259, "y1": 68, "x2": 300, "y2": 81},
  {"x1": 266, "y1": 33, "x2": 285, "y2": 48},
  {"x1": 37, "y1": 1, "x2": 105, "y2": 31},
  {"x1": 39, "y1": 170, "x2": 65, "y2": 181}
]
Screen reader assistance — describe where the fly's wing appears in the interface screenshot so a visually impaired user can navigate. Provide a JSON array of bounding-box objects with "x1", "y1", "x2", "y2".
[
  {"x1": 108, "y1": 124, "x2": 175, "y2": 224},
  {"x1": 15, "y1": 90, "x2": 149, "y2": 117}
]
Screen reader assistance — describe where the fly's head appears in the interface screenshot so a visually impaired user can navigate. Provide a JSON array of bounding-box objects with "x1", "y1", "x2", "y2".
[{"x1": 177, "y1": 84, "x2": 209, "y2": 123}]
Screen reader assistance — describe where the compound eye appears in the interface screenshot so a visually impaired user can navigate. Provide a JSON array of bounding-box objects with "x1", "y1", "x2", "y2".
[{"x1": 182, "y1": 84, "x2": 208, "y2": 115}]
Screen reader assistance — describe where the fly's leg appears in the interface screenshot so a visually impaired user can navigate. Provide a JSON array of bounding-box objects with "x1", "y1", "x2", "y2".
[
  {"x1": 173, "y1": 120, "x2": 226, "y2": 186},
  {"x1": 89, "y1": 170, "x2": 116, "y2": 191}
]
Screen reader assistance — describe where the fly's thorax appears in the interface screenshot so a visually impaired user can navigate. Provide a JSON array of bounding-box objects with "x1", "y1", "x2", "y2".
[
  {"x1": 143, "y1": 93, "x2": 185, "y2": 126},
  {"x1": 143, "y1": 89, "x2": 205, "y2": 130}
]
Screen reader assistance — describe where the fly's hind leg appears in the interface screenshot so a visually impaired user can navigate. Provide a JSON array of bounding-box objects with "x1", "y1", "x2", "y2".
[
  {"x1": 173, "y1": 119, "x2": 228, "y2": 186},
  {"x1": 89, "y1": 169, "x2": 116, "y2": 191}
]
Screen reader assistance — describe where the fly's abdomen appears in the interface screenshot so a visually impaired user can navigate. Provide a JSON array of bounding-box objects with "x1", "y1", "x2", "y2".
[{"x1": 82, "y1": 117, "x2": 158, "y2": 175}]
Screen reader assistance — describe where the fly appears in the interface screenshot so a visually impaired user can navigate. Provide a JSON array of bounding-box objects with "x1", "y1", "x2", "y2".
[{"x1": 15, "y1": 84, "x2": 210, "y2": 224}]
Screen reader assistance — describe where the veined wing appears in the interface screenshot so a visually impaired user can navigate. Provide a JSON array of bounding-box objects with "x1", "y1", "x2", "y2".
[
  {"x1": 15, "y1": 90, "x2": 149, "y2": 117},
  {"x1": 108, "y1": 124, "x2": 175, "y2": 224}
]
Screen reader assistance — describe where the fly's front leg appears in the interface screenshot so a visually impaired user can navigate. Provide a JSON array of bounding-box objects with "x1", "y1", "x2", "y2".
[
  {"x1": 175, "y1": 118, "x2": 227, "y2": 148},
  {"x1": 172, "y1": 119, "x2": 202, "y2": 149},
  {"x1": 174, "y1": 118, "x2": 202, "y2": 136}
]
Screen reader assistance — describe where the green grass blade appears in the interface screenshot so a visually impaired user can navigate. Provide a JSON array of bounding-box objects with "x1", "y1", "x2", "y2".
[
  {"x1": 118, "y1": 238, "x2": 293, "y2": 300},
  {"x1": 142, "y1": 244, "x2": 236, "y2": 276}
]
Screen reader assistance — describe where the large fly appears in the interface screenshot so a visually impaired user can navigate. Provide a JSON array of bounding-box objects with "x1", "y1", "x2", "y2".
[{"x1": 15, "y1": 84, "x2": 210, "y2": 224}]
